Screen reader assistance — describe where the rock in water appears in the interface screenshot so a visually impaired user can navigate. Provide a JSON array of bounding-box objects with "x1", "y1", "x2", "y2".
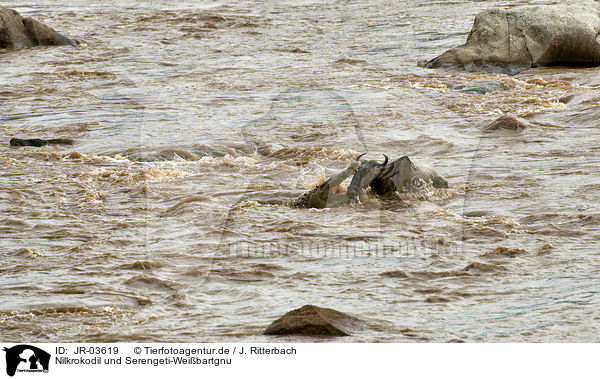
[
  {"x1": 0, "y1": 6, "x2": 76, "y2": 49},
  {"x1": 423, "y1": 0, "x2": 600, "y2": 73},
  {"x1": 10, "y1": 138, "x2": 74, "y2": 147},
  {"x1": 263, "y1": 305, "x2": 364, "y2": 336}
]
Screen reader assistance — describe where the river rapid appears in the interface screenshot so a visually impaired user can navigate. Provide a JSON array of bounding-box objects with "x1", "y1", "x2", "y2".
[{"x1": 1, "y1": 0, "x2": 599, "y2": 342}]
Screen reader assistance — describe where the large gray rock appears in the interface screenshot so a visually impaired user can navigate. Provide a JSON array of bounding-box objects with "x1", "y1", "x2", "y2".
[
  {"x1": 0, "y1": 6, "x2": 76, "y2": 49},
  {"x1": 424, "y1": 0, "x2": 600, "y2": 73}
]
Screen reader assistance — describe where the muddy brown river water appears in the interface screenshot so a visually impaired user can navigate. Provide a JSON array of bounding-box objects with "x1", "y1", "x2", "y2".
[{"x1": 1, "y1": 0, "x2": 599, "y2": 342}]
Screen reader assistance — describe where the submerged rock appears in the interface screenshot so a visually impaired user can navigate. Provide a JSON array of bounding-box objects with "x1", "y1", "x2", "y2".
[
  {"x1": 483, "y1": 115, "x2": 527, "y2": 132},
  {"x1": 263, "y1": 304, "x2": 364, "y2": 336},
  {"x1": 10, "y1": 138, "x2": 74, "y2": 147},
  {"x1": 0, "y1": 6, "x2": 76, "y2": 49},
  {"x1": 423, "y1": 0, "x2": 600, "y2": 73}
]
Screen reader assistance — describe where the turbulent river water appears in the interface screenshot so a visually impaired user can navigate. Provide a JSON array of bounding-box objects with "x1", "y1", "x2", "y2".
[{"x1": 1, "y1": 0, "x2": 599, "y2": 342}]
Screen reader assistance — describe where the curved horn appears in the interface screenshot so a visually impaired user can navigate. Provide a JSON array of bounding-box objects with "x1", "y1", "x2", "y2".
[
  {"x1": 378, "y1": 154, "x2": 388, "y2": 166},
  {"x1": 355, "y1": 152, "x2": 367, "y2": 161}
]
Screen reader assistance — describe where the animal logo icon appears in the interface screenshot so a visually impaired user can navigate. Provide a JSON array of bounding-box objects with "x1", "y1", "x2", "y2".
[{"x1": 3, "y1": 345, "x2": 50, "y2": 377}]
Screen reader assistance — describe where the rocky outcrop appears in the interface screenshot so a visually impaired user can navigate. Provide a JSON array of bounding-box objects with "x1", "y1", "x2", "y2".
[
  {"x1": 263, "y1": 305, "x2": 364, "y2": 336},
  {"x1": 423, "y1": 0, "x2": 600, "y2": 73},
  {"x1": 0, "y1": 6, "x2": 76, "y2": 49}
]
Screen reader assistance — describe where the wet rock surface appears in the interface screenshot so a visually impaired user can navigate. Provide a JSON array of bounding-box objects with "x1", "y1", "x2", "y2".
[
  {"x1": 483, "y1": 115, "x2": 527, "y2": 132},
  {"x1": 0, "y1": 6, "x2": 76, "y2": 49},
  {"x1": 424, "y1": 0, "x2": 600, "y2": 73},
  {"x1": 264, "y1": 305, "x2": 364, "y2": 336},
  {"x1": 10, "y1": 138, "x2": 74, "y2": 147}
]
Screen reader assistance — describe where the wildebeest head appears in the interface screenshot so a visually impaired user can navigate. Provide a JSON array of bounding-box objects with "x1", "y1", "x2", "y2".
[{"x1": 346, "y1": 154, "x2": 388, "y2": 201}]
